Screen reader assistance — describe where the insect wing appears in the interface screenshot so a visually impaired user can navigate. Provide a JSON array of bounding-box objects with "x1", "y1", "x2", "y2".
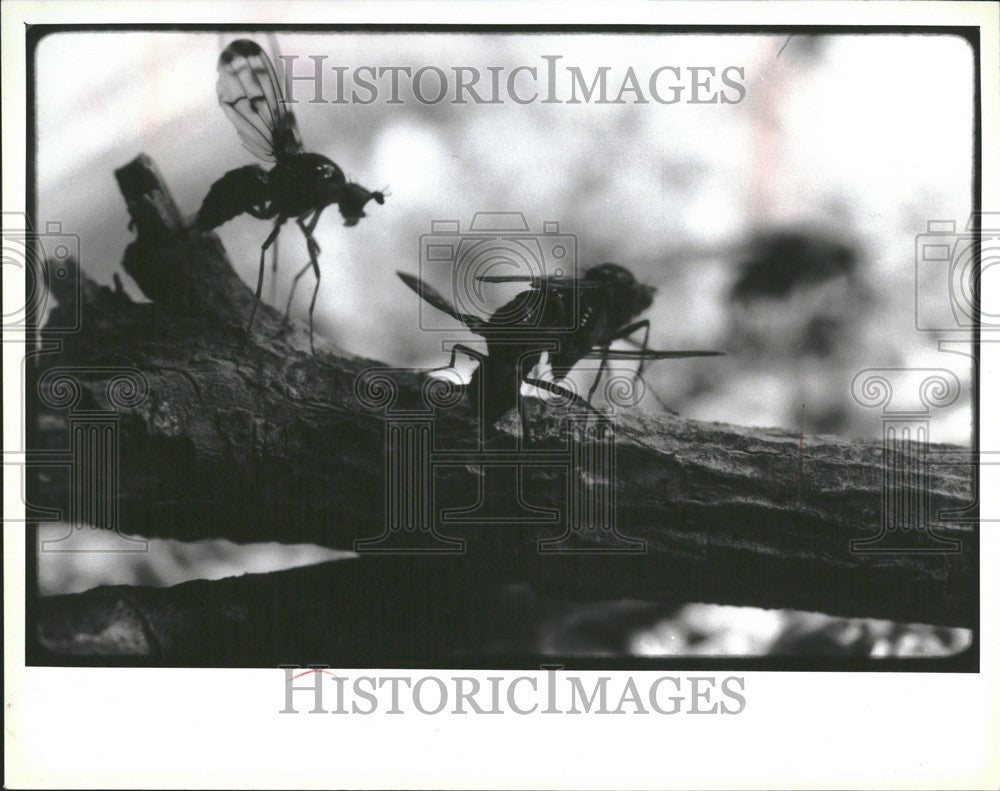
[
  {"x1": 397, "y1": 272, "x2": 484, "y2": 333},
  {"x1": 476, "y1": 275, "x2": 606, "y2": 289},
  {"x1": 584, "y1": 349, "x2": 725, "y2": 360},
  {"x1": 476, "y1": 275, "x2": 541, "y2": 284},
  {"x1": 216, "y1": 39, "x2": 304, "y2": 162},
  {"x1": 278, "y1": 112, "x2": 305, "y2": 159}
]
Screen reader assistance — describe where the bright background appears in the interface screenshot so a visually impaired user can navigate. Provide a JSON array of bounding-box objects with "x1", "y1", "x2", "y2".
[
  {"x1": 36, "y1": 30, "x2": 976, "y2": 440},
  {"x1": 33, "y1": 30, "x2": 976, "y2": 654}
]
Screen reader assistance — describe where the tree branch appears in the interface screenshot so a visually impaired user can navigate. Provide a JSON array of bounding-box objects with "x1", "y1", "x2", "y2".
[
  {"x1": 31, "y1": 155, "x2": 976, "y2": 630},
  {"x1": 34, "y1": 557, "x2": 521, "y2": 664}
]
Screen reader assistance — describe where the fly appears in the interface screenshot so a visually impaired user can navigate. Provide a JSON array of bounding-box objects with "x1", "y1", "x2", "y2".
[
  {"x1": 398, "y1": 263, "x2": 723, "y2": 440},
  {"x1": 196, "y1": 39, "x2": 386, "y2": 352}
]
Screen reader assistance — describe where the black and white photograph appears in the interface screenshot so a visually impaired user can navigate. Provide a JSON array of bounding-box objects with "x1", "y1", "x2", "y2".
[{"x1": 4, "y1": 1, "x2": 998, "y2": 788}]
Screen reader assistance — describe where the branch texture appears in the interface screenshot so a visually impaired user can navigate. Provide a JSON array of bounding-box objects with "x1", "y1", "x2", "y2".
[{"x1": 32, "y1": 155, "x2": 976, "y2": 636}]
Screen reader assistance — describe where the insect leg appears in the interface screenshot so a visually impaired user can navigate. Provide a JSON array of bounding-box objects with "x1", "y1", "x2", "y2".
[
  {"x1": 307, "y1": 257, "x2": 320, "y2": 355},
  {"x1": 283, "y1": 260, "x2": 313, "y2": 323},
  {"x1": 613, "y1": 319, "x2": 679, "y2": 414},
  {"x1": 424, "y1": 343, "x2": 483, "y2": 373},
  {"x1": 296, "y1": 211, "x2": 324, "y2": 354},
  {"x1": 298, "y1": 208, "x2": 323, "y2": 242},
  {"x1": 246, "y1": 216, "x2": 284, "y2": 339},
  {"x1": 629, "y1": 320, "x2": 652, "y2": 379},
  {"x1": 283, "y1": 211, "x2": 321, "y2": 323},
  {"x1": 606, "y1": 319, "x2": 651, "y2": 372},
  {"x1": 269, "y1": 239, "x2": 279, "y2": 302},
  {"x1": 304, "y1": 209, "x2": 323, "y2": 250},
  {"x1": 603, "y1": 319, "x2": 652, "y2": 403},
  {"x1": 586, "y1": 345, "x2": 611, "y2": 404}
]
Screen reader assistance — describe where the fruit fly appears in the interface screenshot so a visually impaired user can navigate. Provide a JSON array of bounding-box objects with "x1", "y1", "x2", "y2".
[
  {"x1": 398, "y1": 263, "x2": 723, "y2": 440},
  {"x1": 196, "y1": 39, "x2": 386, "y2": 352}
]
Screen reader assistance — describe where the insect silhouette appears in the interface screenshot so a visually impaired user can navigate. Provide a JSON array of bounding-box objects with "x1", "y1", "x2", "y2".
[
  {"x1": 398, "y1": 263, "x2": 723, "y2": 440},
  {"x1": 196, "y1": 39, "x2": 386, "y2": 352}
]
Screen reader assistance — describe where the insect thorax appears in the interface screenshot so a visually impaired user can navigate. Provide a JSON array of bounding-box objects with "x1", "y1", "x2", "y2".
[{"x1": 269, "y1": 154, "x2": 346, "y2": 216}]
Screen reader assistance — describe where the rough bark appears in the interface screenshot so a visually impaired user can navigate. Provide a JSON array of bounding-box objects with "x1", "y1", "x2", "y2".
[
  {"x1": 35, "y1": 557, "x2": 524, "y2": 664},
  {"x1": 30, "y1": 155, "x2": 977, "y2": 649}
]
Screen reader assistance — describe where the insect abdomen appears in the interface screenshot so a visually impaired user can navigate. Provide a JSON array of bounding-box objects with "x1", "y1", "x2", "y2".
[{"x1": 195, "y1": 164, "x2": 273, "y2": 230}]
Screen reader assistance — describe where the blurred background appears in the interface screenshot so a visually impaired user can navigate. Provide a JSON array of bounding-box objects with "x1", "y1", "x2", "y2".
[{"x1": 34, "y1": 31, "x2": 976, "y2": 655}]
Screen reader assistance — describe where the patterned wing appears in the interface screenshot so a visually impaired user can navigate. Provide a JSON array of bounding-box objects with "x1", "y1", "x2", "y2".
[
  {"x1": 583, "y1": 349, "x2": 725, "y2": 360},
  {"x1": 216, "y1": 39, "x2": 304, "y2": 163},
  {"x1": 476, "y1": 275, "x2": 606, "y2": 289},
  {"x1": 397, "y1": 272, "x2": 485, "y2": 333}
]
